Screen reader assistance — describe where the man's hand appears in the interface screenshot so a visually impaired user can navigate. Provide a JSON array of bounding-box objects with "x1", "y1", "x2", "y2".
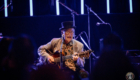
[
  {"x1": 73, "y1": 52, "x2": 79, "y2": 61},
  {"x1": 47, "y1": 55, "x2": 54, "y2": 63}
]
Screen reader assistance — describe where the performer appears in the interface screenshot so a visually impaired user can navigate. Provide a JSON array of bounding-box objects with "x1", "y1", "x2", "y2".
[{"x1": 38, "y1": 21, "x2": 88, "y2": 79}]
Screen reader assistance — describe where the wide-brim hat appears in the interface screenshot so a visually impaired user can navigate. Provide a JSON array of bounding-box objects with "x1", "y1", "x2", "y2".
[{"x1": 59, "y1": 21, "x2": 76, "y2": 30}]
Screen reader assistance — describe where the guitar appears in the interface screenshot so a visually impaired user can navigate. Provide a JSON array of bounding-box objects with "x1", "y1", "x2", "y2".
[
  {"x1": 47, "y1": 49, "x2": 93, "y2": 63},
  {"x1": 35, "y1": 49, "x2": 93, "y2": 68}
]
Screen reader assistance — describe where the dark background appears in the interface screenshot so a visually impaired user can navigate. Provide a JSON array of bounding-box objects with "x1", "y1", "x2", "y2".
[
  {"x1": 0, "y1": 14, "x2": 140, "y2": 54},
  {"x1": 0, "y1": 0, "x2": 140, "y2": 73}
]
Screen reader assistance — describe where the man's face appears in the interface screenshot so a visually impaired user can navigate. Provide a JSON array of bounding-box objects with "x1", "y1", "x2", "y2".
[{"x1": 63, "y1": 28, "x2": 75, "y2": 43}]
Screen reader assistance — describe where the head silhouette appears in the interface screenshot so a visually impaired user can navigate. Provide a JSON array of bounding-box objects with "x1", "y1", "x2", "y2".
[
  {"x1": 103, "y1": 32, "x2": 123, "y2": 50},
  {"x1": 8, "y1": 34, "x2": 37, "y2": 68}
]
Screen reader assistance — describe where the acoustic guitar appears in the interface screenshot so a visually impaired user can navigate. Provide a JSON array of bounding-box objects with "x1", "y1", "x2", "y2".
[
  {"x1": 46, "y1": 49, "x2": 93, "y2": 63},
  {"x1": 35, "y1": 49, "x2": 93, "y2": 68}
]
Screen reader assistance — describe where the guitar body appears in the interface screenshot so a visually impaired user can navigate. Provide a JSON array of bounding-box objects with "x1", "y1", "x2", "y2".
[
  {"x1": 36, "y1": 49, "x2": 93, "y2": 69},
  {"x1": 51, "y1": 51, "x2": 65, "y2": 58},
  {"x1": 46, "y1": 49, "x2": 93, "y2": 63}
]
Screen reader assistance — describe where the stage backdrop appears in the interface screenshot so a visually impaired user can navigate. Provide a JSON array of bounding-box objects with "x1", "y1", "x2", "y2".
[
  {"x1": 0, "y1": 13, "x2": 140, "y2": 72},
  {"x1": 0, "y1": 14, "x2": 140, "y2": 55}
]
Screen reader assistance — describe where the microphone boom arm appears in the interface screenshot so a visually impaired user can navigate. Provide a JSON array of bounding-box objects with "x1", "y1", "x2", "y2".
[
  {"x1": 85, "y1": 4, "x2": 112, "y2": 32},
  {"x1": 85, "y1": 4, "x2": 105, "y2": 23},
  {"x1": 57, "y1": 0, "x2": 79, "y2": 27},
  {"x1": 58, "y1": 1, "x2": 79, "y2": 16}
]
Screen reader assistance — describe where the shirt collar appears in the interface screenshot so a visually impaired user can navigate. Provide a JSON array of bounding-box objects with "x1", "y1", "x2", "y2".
[{"x1": 64, "y1": 39, "x2": 73, "y2": 46}]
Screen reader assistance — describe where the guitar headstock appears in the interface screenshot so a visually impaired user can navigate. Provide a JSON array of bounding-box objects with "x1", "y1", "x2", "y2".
[{"x1": 79, "y1": 49, "x2": 94, "y2": 59}]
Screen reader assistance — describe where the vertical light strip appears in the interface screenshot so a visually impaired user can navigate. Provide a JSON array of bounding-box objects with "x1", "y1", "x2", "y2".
[
  {"x1": 4, "y1": 0, "x2": 8, "y2": 17},
  {"x1": 129, "y1": 0, "x2": 133, "y2": 13},
  {"x1": 29, "y1": 0, "x2": 33, "y2": 16},
  {"x1": 56, "y1": 0, "x2": 60, "y2": 15},
  {"x1": 107, "y1": 0, "x2": 110, "y2": 14},
  {"x1": 81, "y1": 0, "x2": 84, "y2": 14}
]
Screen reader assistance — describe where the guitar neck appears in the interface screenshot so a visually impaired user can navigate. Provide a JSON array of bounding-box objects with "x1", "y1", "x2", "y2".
[
  {"x1": 52, "y1": 49, "x2": 92, "y2": 62},
  {"x1": 54, "y1": 55, "x2": 73, "y2": 62}
]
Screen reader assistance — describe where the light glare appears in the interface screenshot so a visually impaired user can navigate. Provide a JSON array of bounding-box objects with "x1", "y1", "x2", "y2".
[
  {"x1": 30, "y1": 0, "x2": 33, "y2": 16},
  {"x1": 56, "y1": 0, "x2": 60, "y2": 15},
  {"x1": 107, "y1": 0, "x2": 110, "y2": 14}
]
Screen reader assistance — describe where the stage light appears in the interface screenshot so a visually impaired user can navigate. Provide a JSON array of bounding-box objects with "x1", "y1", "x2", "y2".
[
  {"x1": 56, "y1": 0, "x2": 60, "y2": 15},
  {"x1": 107, "y1": 0, "x2": 110, "y2": 14},
  {"x1": 4, "y1": 0, "x2": 8, "y2": 17},
  {"x1": 129, "y1": 0, "x2": 133, "y2": 13},
  {"x1": 29, "y1": 0, "x2": 33, "y2": 16},
  {"x1": 81, "y1": 0, "x2": 84, "y2": 14}
]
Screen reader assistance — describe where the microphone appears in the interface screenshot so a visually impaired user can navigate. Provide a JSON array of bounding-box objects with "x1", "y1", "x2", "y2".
[
  {"x1": 96, "y1": 22, "x2": 109, "y2": 26},
  {"x1": 62, "y1": 34, "x2": 64, "y2": 38}
]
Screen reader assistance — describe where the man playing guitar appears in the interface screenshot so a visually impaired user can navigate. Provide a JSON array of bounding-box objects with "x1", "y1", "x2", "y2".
[{"x1": 38, "y1": 21, "x2": 89, "y2": 79}]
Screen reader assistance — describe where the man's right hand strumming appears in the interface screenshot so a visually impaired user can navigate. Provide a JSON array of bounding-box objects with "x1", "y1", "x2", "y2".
[{"x1": 47, "y1": 55, "x2": 54, "y2": 63}]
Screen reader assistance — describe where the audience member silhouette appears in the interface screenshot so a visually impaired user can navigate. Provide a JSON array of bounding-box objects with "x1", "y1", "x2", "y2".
[
  {"x1": 2, "y1": 34, "x2": 37, "y2": 80},
  {"x1": 90, "y1": 32, "x2": 139, "y2": 80},
  {"x1": 0, "y1": 37, "x2": 14, "y2": 73},
  {"x1": 29, "y1": 64, "x2": 76, "y2": 80}
]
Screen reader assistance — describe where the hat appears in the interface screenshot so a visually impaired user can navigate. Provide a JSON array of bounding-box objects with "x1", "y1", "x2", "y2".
[{"x1": 59, "y1": 21, "x2": 76, "y2": 30}]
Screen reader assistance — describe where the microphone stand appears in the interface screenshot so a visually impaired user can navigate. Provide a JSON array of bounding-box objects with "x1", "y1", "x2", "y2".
[
  {"x1": 58, "y1": 1, "x2": 79, "y2": 27},
  {"x1": 80, "y1": 35, "x2": 97, "y2": 75},
  {"x1": 57, "y1": 1, "x2": 79, "y2": 69},
  {"x1": 86, "y1": 4, "x2": 91, "y2": 48},
  {"x1": 85, "y1": 5, "x2": 112, "y2": 76},
  {"x1": 86, "y1": 4, "x2": 92, "y2": 75},
  {"x1": 85, "y1": 4, "x2": 112, "y2": 32},
  {"x1": 59, "y1": 35, "x2": 64, "y2": 69}
]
